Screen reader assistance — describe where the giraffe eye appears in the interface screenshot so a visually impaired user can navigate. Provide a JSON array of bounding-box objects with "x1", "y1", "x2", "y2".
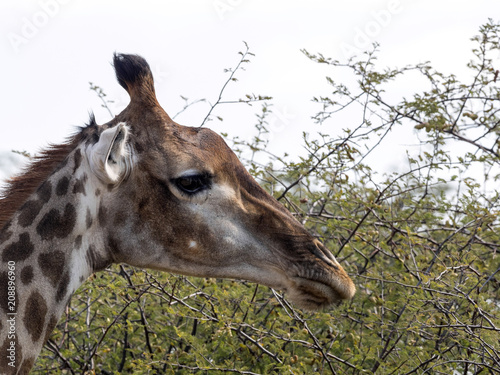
[{"x1": 174, "y1": 174, "x2": 211, "y2": 195}]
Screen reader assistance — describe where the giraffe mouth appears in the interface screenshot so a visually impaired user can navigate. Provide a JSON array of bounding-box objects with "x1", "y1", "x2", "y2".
[
  {"x1": 282, "y1": 241, "x2": 355, "y2": 310},
  {"x1": 284, "y1": 272, "x2": 355, "y2": 311}
]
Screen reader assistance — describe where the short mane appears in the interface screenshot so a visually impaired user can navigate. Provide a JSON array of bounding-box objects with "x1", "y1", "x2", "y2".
[{"x1": 0, "y1": 117, "x2": 97, "y2": 229}]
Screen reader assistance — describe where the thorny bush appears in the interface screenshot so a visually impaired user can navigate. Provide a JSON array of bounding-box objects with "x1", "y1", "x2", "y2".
[{"x1": 33, "y1": 22, "x2": 500, "y2": 374}]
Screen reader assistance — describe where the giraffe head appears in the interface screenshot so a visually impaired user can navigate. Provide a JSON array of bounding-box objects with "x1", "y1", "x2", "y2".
[
  {"x1": 85, "y1": 54, "x2": 355, "y2": 310},
  {"x1": 0, "y1": 53, "x2": 356, "y2": 374}
]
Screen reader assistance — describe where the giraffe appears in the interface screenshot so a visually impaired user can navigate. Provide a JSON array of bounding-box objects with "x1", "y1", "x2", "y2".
[{"x1": 0, "y1": 53, "x2": 355, "y2": 374}]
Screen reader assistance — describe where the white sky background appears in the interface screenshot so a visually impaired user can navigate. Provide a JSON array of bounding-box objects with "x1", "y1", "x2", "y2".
[{"x1": 0, "y1": 0, "x2": 498, "y2": 182}]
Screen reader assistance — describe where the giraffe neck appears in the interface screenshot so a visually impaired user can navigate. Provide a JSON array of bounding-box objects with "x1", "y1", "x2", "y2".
[{"x1": 0, "y1": 146, "x2": 109, "y2": 374}]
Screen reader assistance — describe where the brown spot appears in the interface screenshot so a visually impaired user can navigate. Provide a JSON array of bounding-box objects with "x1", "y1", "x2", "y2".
[
  {"x1": 73, "y1": 174, "x2": 87, "y2": 195},
  {"x1": 37, "y1": 180, "x2": 52, "y2": 202},
  {"x1": 0, "y1": 272, "x2": 15, "y2": 314},
  {"x1": 95, "y1": 188, "x2": 101, "y2": 196},
  {"x1": 43, "y1": 314, "x2": 59, "y2": 344},
  {"x1": 21, "y1": 266, "x2": 34, "y2": 285},
  {"x1": 0, "y1": 220, "x2": 13, "y2": 245},
  {"x1": 36, "y1": 203, "x2": 76, "y2": 241},
  {"x1": 75, "y1": 235, "x2": 82, "y2": 249},
  {"x1": 107, "y1": 183, "x2": 114, "y2": 192},
  {"x1": 53, "y1": 155, "x2": 69, "y2": 172},
  {"x1": 0, "y1": 136, "x2": 82, "y2": 231},
  {"x1": 98, "y1": 205, "x2": 107, "y2": 225},
  {"x1": 56, "y1": 271, "x2": 70, "y2": 303},
  {"x1": 56, "y1": 176, "x2": 70, "y2": 196},
  {"x1": 23, "y1": 290, "x2": 47, "y2": 342},
  {"x1": 38, "y1": 251, "x2": 66, "y2": 287},
  {"x1": 73, "y1": 149, "x2": 82, "y2": 173},
  {"x1": 19, "y1": 356, "x2": 35, "y2": 374},
  {"x1": 86, "y1": 207, "x2": 93, "y2": 229},
  {"x1": 18, "y1": 199, "x2": 44, "y2": 227},
  {"x1": 2, "y1": 233, "x2": 34, "y2": 262}
]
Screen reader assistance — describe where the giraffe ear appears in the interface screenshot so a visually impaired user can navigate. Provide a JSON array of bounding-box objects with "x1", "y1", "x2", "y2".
[{"x1": 87, "y1": 123, "x2": 132, "y2": 185}]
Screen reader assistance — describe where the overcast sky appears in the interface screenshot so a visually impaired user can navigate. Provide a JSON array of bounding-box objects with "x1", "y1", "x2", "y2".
[{"x1": 0, "y1": 0, "x2": 498, "y2": 181}]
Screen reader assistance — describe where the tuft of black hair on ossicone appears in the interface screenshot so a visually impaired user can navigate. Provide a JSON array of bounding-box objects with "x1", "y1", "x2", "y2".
[{"x1": 112, "y1": 53, "x2": 155, "y2": 94}]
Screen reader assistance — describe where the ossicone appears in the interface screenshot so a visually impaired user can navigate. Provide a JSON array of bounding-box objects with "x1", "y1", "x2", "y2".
[{"x1": 113, "y1": 53, "x2": 158, "y2": 106}]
